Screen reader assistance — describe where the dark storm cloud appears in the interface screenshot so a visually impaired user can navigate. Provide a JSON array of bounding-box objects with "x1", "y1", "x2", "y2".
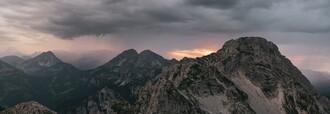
[
  {"x1": 12, "y1": 0, "x2": 194, "y2": 39},
  {"x1": 43, "y1": 5, "x2": 191, "y2": 38},
  {"x1": 1, "y1": 0, "x2": 330, "y2": 40}
]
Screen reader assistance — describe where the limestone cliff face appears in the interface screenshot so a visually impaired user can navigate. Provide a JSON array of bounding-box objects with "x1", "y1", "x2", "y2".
[{"x1": 137, "y1": 37, "x2": 330, "y2": 114}]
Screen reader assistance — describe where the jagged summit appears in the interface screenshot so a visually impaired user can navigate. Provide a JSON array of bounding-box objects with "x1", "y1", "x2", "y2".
[
  {"x1": 117, "y1": 49, "x2": 139, "y2": 57},
  {"x1": 114, "y1": 49, "x2": 162, "y2": 59},
  {"x1": 138, "y1": 50, "x2": 168, "y2": 66},
  {"x1": 139, "y1": 49, "x2": 163, "y2": 60},
  {"x1": 139, "y1": 50, "x2": 167, "y2": 61},
  {"x1": 33, "y1": 51, "x2": 61, "y2": 63},
  {"x1": 140, "y1": 50, "x2": 157, "y2": 56},
  {"x1": 218, "y1": 37, "x2": 280, "y2": 56},
  {"x1": 18, "y1": 51, "x2": 73, "y2": 75},
  {"x1": 102, "y1": 49, "x2": 171, "y2": 68}
]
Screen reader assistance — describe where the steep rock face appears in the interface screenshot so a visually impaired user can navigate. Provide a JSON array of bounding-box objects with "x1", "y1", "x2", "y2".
[
  {"x1": 0, "y1": 101, "x2": 57, "y2": 114},
  {"x1": 71, "y1": 87, "x2": 131, "y2": 114},
  {"x1": 137, "y1": 37, "x2": 330, "y2": 114}
]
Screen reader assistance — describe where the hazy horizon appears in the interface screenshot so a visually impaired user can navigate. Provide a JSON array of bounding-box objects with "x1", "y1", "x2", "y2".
[{"x1": 1, "y1": 40, "x2": 330, "y2": 73}]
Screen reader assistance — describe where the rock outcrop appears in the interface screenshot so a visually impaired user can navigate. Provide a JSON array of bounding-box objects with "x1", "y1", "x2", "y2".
[{"x1": 0, "y1": 101, "x2": 57, "y2": 114}]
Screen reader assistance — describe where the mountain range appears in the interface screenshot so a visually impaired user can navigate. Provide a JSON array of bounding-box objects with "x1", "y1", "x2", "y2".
[
  {"x1": 0, "y1": 37, "x2": 329, "y2": 114},
  {"x1": 1, "y1": 49, "x2": 118, "y2": 70}
]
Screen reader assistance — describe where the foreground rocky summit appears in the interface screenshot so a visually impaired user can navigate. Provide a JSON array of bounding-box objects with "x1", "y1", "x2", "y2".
[
  {"x1": 0, "y1": 101, "x2": 57, "y2": 114},
  {"x1": 137, "y1": 37, "x2": 330, "y2": 114}
]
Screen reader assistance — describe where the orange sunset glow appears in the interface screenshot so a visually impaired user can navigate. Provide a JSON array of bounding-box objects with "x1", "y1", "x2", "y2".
[{"x1": 169, "y1": 48, "x2": 216, "y2": 59}]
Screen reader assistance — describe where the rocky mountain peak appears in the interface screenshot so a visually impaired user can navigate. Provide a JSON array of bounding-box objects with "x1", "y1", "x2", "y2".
[
  {"x1": 35, "y1": 51, "x2": 60, "y2": 61},
  {"x1": 116, "y1": 49, "x2": 139, "y2": 58},
  {"x1": 137, "y1": 50, "x2": 168, "y2": 67},
  {"x1": 218, "y1": 37, "x2": 280, "y2": 57},
  {"x1": 0, "y1": 101, "x2": 57, "y2": 114},
  {"x1": 102, "y1": 49, "x2": 171, "y2": 68},
  {"x1": 17, "y1": 51, "x2": 69, "y2": 75},
  {"x1": 137, "y1": 37, "x2": 330, "y2": 114},
  {"x1": 139, "y1": 50, "x2": 158, "y2": 56},
  {"x1": 139, "y1": 50, "x2": 162, "y2": 60},
  {"x1": 25, "y1": 51, "x2": 62, "y2": 68}
]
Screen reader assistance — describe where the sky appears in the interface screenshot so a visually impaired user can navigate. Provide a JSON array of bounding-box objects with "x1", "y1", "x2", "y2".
[{"x1": 1, "y1": 0, "x2": 330, "y2": 72}]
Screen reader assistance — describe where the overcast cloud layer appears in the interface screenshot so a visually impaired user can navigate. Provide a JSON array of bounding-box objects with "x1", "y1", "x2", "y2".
[
  {"x1": 1, "y1": 0, "x2": 330, "y2": 39},
  {"x1": 1, "y1": 0, "x2": 330, "y2": 71}
]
